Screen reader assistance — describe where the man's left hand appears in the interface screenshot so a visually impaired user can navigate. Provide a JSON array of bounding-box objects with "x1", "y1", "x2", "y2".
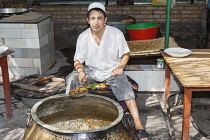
[{"x1": 111, "y1": 66, "x2": 124, "y2": 77}]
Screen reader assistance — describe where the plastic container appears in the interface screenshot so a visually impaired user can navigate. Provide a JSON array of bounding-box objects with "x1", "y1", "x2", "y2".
[
  {"x1": 125, "y1": 23, "x2": 160, "y2": 40},
  {"x1": 156, "y1": 58, "x2": 164, "y2": 69}
]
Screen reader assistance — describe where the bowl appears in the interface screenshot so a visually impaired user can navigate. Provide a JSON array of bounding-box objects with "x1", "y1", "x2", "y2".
[
  {"x1": 125, "y1": 23, "x2": 160, "y2": 40},
  {"x1": 0, "y1": 46, "x2": 8, "y2": 54}
]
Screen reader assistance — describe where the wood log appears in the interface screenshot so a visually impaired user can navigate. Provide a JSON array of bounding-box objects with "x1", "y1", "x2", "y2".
[
  {"x1": 35, "y1": 76, "x2": 55, "y2": 85},
  {"x1": 37, "y1": 76, "x2": 65, "y2": 83},
  {"x1": 52, "y1": 77, "x2": 65, "y2": 83},
  {"x1": 11, "y1": 83, "x2": 51, "y2": 93}
]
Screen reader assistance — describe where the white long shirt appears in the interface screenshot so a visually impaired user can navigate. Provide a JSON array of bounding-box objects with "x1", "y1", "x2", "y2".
[{"x1": 74, "y1": 25, "x2": 130, "y2": 82}]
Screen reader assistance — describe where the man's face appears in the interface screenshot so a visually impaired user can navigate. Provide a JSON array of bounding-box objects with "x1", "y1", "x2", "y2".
[{"x1": 87, "y1": 10, "x2": 107, "y2": 33}]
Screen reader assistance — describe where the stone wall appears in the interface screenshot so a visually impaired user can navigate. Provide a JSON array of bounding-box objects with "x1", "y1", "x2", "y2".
[{"x1": 30, "y1": 3, "x2": 206, "y2": 44}]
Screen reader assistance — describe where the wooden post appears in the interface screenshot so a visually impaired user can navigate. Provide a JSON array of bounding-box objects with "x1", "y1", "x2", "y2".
[
  {"x1": 0, "y1": 57, "x2": 13, "y2": 119},
  {"x1": 164, "y1": 65, "x2": 171, "y2": 107},
  {"x1": 182, "y1": 88, "x2": 192, "y2": 140}
]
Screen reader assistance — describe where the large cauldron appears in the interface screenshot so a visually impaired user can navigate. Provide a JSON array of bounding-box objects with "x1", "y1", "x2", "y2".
[{"x1": 23, "y1": 94, "x2": 132, "y2": 140}]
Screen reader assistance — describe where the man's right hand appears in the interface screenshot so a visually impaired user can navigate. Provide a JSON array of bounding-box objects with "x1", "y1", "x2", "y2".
[
  {"x1": 74, "y1": 61, "x2": 88, "y2": 84},
  {"x1": 78, "y1": 72, "x2": 88, "y2": 84}
]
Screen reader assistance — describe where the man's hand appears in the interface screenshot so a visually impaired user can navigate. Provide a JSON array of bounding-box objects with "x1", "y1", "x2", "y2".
[
  {"x1": 111, "y1": 66, "x2": 124, "y2": 77},
  {"x1": 111, "y1": 52, "x2": 130, "y2": 77},
  {"x1": 78, "y1": 72, "x2": 88, "y2": 83},
  {"x1": 74, "y1": 60, "x2": 88, "y2": 83}
]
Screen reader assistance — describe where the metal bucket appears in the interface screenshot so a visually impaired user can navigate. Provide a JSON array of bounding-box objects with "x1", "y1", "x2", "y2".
[
  {"x1": 22, "y1": 94, "x2": 132, "y2": 140},
  {"x1": 106, "y1": 15, "x2": 136, "y2": 40}
]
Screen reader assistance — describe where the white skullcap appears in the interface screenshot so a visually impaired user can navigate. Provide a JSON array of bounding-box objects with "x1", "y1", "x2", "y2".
[{"x1": 88, "y1": 2, "x2": 106, "y2": 13}]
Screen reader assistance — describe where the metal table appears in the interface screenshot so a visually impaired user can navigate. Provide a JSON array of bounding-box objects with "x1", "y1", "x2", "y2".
[
  {"x1": 0, "y1": 50, "x2": 14, "y2": 119},
  {"x1": 160, "y1": 49, "x2": 210, "y2": 140}
]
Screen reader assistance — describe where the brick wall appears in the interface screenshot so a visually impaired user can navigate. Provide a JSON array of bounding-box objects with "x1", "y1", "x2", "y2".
[
  {"x1": 30, "y1": 3, "x2": 206, "y2": 43},
  {"x1": 200, "y1": 8, "x2": 210, "y2": 49}
]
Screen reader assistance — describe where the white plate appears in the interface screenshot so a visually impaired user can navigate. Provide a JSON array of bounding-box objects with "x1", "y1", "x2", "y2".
[
  {"x1": 164, "y1": 48, "x2": 192, "y2": 57},
  {"x1": 0, "y1": 46, "x2": 8, "y2": 54}
]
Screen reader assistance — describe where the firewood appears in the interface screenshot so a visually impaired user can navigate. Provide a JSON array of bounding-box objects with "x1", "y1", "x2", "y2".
[{"x1": 11, "y1": 83, "x2": 51, "y2": 94}]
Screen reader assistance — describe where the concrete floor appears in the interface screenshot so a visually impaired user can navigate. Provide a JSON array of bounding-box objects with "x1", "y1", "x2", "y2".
[{"x1": 0, "y1": 39, "x2": 210, "y2": 140}]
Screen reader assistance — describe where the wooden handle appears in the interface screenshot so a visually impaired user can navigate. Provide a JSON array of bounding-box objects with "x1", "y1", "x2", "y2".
[{"x1": 35, "y1": 76, "x2": 55, "y2": 85}]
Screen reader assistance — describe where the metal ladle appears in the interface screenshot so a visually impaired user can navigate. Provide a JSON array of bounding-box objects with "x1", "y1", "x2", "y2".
[{"x1": 69, "y1": 82, "x2": 88, "y2": 99}]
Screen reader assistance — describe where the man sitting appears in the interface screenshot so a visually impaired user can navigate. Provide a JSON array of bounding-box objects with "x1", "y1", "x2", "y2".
[{"x1": 65, "y1": 2, "x2": 150, "y2": 140}]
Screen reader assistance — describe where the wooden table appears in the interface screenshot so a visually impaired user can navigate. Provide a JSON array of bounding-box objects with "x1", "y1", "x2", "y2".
[
  {"x1": 0, "y1": 50, "x2": 14, "y2": 119},
  {"x1": 160, "y1": 49, "x2": 210, "y2": 140}
]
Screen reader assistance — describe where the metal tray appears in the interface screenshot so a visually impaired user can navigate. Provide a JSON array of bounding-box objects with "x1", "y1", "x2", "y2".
[{"x1": 0, "y1": 8, "x2": 32, "y2": 15}]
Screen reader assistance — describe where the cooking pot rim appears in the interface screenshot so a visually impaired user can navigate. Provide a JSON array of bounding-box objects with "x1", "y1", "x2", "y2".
[{"x1": 30, "y1": 94, "x2": 124, "y2": 133}]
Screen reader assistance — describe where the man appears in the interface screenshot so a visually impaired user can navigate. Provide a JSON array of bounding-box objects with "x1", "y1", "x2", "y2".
[{"x1": 65, "y1": 2, "x2": 150, "y2": 140}]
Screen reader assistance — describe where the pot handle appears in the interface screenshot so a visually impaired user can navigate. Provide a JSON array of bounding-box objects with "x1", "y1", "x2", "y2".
[{"x1": 26, "y1": 109, "x2": 32, "y2": 128}]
